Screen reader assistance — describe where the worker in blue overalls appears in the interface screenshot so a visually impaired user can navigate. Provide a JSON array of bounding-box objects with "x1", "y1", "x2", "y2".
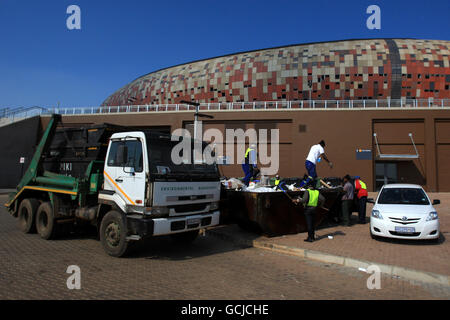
[
  {"x1": 242, "y1": 143, "x2": 258, "y2": 186},
  {"x1": 300, "y1": 140, "x2": 333, "y2": 187}
]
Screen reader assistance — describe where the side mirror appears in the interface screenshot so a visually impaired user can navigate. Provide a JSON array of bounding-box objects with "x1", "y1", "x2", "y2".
[
  {"x1": 367, "y1": 198, "x2": 375, "y2": 204},
  {"x1": 432, "y1": 199, "x2": 440, "y2": 205}
]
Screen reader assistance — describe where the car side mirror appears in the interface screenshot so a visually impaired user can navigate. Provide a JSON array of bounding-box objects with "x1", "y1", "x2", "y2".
[
  {"x1": 367, "y1": 198, "x2": 375, "y2": 204},
  {"x1": 432, "y1": 199, "x2": 440, "y2": 205}
]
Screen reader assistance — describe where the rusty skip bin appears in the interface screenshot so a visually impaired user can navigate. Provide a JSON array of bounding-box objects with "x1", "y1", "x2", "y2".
[{"x1": 221, "y1": 188, "x2": 343, "y2": 236}]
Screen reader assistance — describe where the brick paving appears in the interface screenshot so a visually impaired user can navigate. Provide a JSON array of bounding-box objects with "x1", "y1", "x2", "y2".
[
  {"x1": 218, "y1": 192, "x2": 450, "y2": 277},
  {"x1": 0, "y1": 195, "x2": 446, "y2": 299}
]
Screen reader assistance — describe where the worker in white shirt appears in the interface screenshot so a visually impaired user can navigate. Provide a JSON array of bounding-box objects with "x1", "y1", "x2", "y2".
[{"x1": 300, "y1": 140, "x2": 333, "y2": 187}]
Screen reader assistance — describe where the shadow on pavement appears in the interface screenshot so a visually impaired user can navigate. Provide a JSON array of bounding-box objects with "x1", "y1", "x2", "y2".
[
  {"x1": 127, "y1": 232, "x2": 254, "y2": 260},
  {"x1": 372, "y1": 232, "x2": 446, "y2": 246},
  {"x1": 53, "y1": 224, "x2": 99, "y2": 241},
  {"x1": 52, "y1": 223, "x2": 257, "y2": 260}
]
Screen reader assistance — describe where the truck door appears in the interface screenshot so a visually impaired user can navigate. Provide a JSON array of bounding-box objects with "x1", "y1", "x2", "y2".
[{"x1": 104, "y1": 138, "x2": 146, "y2": 207}]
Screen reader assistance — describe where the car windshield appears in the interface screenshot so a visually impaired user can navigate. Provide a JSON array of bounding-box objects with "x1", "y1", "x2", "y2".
[{"x1": 378, "y1": 188, "x2": 430, "y2": 205}]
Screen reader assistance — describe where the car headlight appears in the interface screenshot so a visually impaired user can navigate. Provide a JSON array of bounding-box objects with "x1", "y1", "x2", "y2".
[
  {"x1": 371, "y1": 210, "x2": 383, "y2": 219},
  {"x1": 209, "y1": 202, "x2": 220, "y2": 211},
  {"x1": 426, "y1": 211, "x2": 438, "y2": 221}
]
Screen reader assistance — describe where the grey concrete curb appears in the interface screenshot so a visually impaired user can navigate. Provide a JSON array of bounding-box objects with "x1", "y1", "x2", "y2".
[{"x1": 208, "y1": 228, "x2": 450, "y2": 287}]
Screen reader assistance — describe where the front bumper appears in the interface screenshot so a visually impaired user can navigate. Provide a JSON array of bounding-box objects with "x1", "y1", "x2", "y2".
[
  {"x1": 370, "y1": 217, "x2": 440, "y2": 240},
  {"x1": 127, "y1": 210, "x2": 220, "y2": 239}
]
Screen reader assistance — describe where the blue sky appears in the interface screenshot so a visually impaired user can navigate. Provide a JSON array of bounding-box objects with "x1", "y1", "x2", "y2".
[{"x1": 0, "y1": 0, "x2": 449, "y2": 108}]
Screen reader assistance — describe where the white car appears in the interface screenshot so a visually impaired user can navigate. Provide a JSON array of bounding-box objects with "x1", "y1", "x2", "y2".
[{"x1": 369, "y1": 184, "x2": 440, "y2": 241}]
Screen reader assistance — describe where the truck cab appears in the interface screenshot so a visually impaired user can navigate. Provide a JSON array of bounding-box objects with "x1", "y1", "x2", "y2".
[{"x1": 98, "y1": 131, "x2": 221, "y2": 256}]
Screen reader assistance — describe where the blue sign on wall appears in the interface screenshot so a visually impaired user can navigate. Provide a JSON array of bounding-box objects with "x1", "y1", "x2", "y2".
[{"x1": 356, "y1": 149, "x2": 372, "y2": 160}]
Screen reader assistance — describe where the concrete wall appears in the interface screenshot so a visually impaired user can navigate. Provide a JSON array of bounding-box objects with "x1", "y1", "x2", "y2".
[{"x1": 0, "y1": 116, "x2": 41, "y2": 188}]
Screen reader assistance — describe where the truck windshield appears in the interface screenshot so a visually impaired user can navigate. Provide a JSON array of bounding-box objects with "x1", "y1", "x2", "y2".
[
  {"x1": 378, "y1": 188, "x2": 430, "y2": 205},
  {"x1": 146, "y1": 134, "x2": 218, "y2": 179}
]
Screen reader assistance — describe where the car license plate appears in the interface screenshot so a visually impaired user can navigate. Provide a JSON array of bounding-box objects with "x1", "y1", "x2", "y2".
[
  {"x1": 395, "y1": 226, "x2": 415, "y2": 234},
  {"x1": 187, "y1": 218, "x2": 201, "y2": 226}
]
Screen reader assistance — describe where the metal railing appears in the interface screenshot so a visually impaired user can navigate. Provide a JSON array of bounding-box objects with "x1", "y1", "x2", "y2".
[
  {"x1": 1, "y1": 98, "x2": 449, "y2": 125},
  {"x1": 0, "y1": 106, "x2": 50, "y2": 125}
]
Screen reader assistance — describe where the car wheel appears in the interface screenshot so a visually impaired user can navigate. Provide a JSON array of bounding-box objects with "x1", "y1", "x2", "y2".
[{"x1": 18, "y1": 198, "x2": 39, "y2": 234}]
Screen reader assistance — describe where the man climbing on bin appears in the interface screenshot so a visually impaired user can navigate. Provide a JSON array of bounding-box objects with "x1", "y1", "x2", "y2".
[
  {"x1": 354, "y1": 176, "x2": 368, "y2": 224},
  {"x1": 293, "y1": 179, "x2": 325, "y2": 242},
  {"x1": 242, "y1": 143, "x2": 258, "y2": 186},
  {"x1": 300, "y1": 140, "x2": 333, "y2": 187}
]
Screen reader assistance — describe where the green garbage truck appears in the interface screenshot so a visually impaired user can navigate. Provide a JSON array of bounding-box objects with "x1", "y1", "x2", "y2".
[{"x1": 4, "y1": 114, "x2": 221, "y2": 257}]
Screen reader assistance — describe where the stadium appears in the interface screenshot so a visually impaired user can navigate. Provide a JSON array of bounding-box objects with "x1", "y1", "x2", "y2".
[
  {"x1": 103, "y1": 38, "x2": 449, "y2": 105},
  {"x1": 2, "y1": 38, "x2": 450, "y2": 191}
]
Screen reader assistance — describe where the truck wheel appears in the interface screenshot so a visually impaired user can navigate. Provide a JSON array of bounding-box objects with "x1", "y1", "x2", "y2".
[
  {"x1": 18, "y1": 198, "x2": 39, "y2": 234},
  {"x1": 36, "y1": 202, "x2": 57, "y2": 240},
  {"x1": 171, "y1": 230, "x2": 199, "y2": 243},
  {"x1": 100, "y1": 211, "x2": 130, "y2": 257}
]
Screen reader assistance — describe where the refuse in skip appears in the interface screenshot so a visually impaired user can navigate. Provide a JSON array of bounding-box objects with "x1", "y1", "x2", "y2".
[{"x1": 220, "y1": 175, "x2": 345, "y2": 236}]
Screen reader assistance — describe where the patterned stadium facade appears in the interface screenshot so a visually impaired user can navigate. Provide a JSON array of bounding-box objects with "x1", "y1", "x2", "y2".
[{"x1": 103, "y1": 38, "x2": 450, "y2": 106}]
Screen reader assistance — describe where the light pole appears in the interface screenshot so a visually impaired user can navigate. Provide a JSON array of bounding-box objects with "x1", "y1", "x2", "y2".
[{"x1": 180, "y1": 100, "x2": 214, "y2": 164}]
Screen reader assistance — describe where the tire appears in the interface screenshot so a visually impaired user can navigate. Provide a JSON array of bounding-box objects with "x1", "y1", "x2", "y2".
[
  {"x1": 17, "y1": 198, "x2": 39, "y2": 234},
  {"x1": 370, "y1": 231, "x2": 378, "y2": 240},
  {"x1": 36, "y1": 202, "x2": 57, "y2": 240},
  {"x1": 100, "y1": 211, "x2": 130, "y2": 257},
  {"x1": 171, "y1": 230, "x2": 199, "y2": 243}
]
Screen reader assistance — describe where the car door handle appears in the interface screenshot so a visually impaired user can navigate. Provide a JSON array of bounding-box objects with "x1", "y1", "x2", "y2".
[{"x1": 115, "y1": 178, "x2": 123, "y2": 183}]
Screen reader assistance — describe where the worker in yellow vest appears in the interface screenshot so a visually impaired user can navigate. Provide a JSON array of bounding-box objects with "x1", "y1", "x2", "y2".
[
  {"x1": 293, "y1": 179, "x2": 325, "y2": 242},
  {"x1": 274, "y1": 175, "x2": 281, "y2": 186},
  {"x1": 354, "y1": 176, "x2": 368, "y2": 224}
]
